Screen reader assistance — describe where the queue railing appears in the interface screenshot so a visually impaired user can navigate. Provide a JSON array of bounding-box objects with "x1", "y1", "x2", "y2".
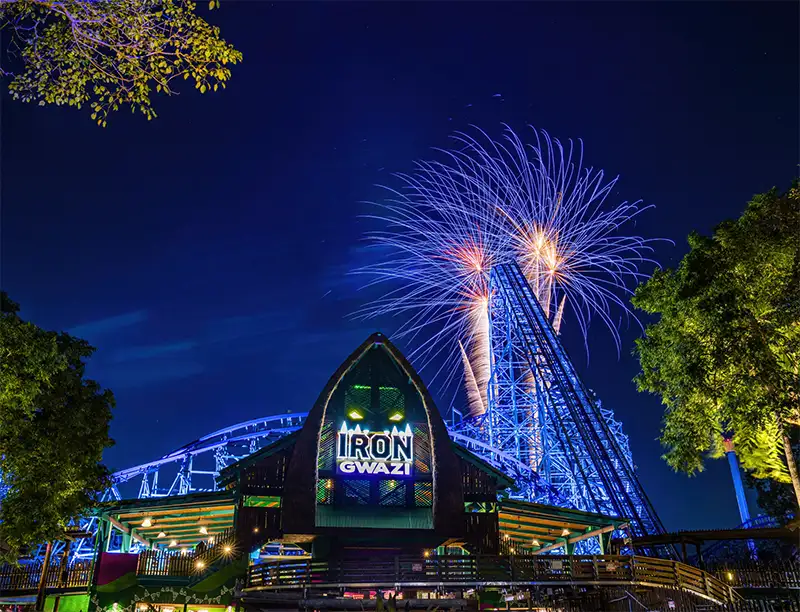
[
  {"x1": 246, "y1": 554, "x2": 740, "y2": 604},
  {"x1": 0, "y1": 560, "x2": 93, "y2": 593}
]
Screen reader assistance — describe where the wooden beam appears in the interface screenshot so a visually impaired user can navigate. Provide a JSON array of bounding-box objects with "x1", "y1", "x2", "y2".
[
  {"x1": 139, "y1": 526, "x2": 231, "y2": 539},
  {"x1": 501, "y1": 500, "x2": 628, "y2": 525},
  {"x1": 502, "y1": 533, "x2": 558, "y2": 544},
  {"x1": 115, "y1": 505, "x2": 235, "y2": 521},
  {"x1": 107, "y1": 515, "x2": 151, "y2": 548},
  {"x1": 134, "y1": 518, "x2": 233, "y2": 533},
  {"x1": 531, "y1": 524, "x2": 618, "y2": 555},
  {"x1": 121, "y1": 511, "x2": 234, "y2": 527},
  {"x1": 498, "y1": 513, "x2": 591, "y2": 531},
  {"x1": 499, "y1": 520, "x2": 573, "y2": 537}
]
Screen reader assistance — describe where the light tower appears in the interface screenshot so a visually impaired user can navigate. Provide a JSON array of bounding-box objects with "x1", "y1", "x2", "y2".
[{"x1": 722, "y1": 437, "x2": 752, "y2": 525}]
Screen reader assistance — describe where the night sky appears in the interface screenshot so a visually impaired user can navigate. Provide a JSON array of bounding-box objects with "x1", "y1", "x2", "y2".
[{"x1": 2, "y1": 2, "x2": 798, "y2": 532}]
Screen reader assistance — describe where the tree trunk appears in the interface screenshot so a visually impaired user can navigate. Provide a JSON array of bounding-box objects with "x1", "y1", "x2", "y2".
[
  {"x1": 35, "y1": 541, "x2": 52, "y2": 612},
  {"x1": 781, "y1": 429, "x2": 800, "y2": 509}
]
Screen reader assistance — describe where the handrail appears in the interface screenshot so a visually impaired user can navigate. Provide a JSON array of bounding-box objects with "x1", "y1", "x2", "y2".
[
  {"x1": 193, "y1": 527, "x2": 236, "y2": 569},
  {"x1": 0, "y1": 560, "x2": 93, "y2": 593},
  {"x1": 136, "y1": 529, "x2": 238, "y2": 579},
  {"x1": 246, "y1": 554, "x2": 740, "y2": 605},
  {"x1": 137, "y1": 549, "x2": 197, "y2": 577},
  {"x1": 711, "y1": 560, "x2": 800, "y2": 589}
]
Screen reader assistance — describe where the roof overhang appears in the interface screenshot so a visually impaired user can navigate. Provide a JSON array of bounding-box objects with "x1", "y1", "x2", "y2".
[
  {"x1": 498, "y1": 499, "x2": 628, "y2": 554},
  {"x1": 100, "y1": 490, "x2": 235, "y2": 549}
]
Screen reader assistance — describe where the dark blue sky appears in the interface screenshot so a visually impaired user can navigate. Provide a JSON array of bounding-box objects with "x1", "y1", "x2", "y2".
[{"x1": 2, "y1": 2, "x2": 797, "y2": 531}]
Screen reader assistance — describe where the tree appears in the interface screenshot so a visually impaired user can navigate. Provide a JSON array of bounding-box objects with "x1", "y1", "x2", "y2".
[
  {"x1": 0, "y1": 292, "x2": 114, "y2": 561},
  {"x1": 0, "y1": 0, "x2": 241, "y2": 126},
  {"x1": 744, "y1": 428, "x2": 799, "y2": 521},
  {"x1": 633, "y1": 183, "x2": 800, "y2": 507}
]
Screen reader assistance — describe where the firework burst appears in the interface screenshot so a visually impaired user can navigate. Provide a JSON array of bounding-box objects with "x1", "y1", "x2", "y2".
[{"x1": 353, "y1": 124, "x2": 662, "y2": 400}]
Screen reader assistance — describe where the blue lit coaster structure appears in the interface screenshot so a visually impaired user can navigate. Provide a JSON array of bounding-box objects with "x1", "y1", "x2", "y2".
[
  {"x1": 17, "y1": 263, "x2": 665, "y2": 562},
  {"x1": 451, "y1": 262, "x2": 665, "y2": 539}
]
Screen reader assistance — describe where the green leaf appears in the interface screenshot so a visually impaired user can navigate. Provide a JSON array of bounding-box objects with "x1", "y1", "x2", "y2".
[{"x1": 4, "y1": 0, "x2": 241, "y2": 125}]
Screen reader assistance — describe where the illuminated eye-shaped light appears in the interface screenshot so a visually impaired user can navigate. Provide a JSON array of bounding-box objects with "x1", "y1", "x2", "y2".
[
  {"x1": 348, "y1": 410, "x2": 363, "y2": 420},
  {"x1": 388, "y1": 412, "x2": 404, "y2": 422}
]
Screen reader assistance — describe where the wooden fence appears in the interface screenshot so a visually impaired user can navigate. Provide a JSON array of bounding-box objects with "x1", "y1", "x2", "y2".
[
  {"x1": 0, "y1": 560, "x2": 93, "y2": 593},
  {"x1": 710, "y1": 559, "x2": 800, "y2": 589},
  {"x1": 193, "y1": 527, "x2": 236, "y2": 570},
  {"x1": 136, "y1": 549, "x2": 197, "y2": 577},
  {"x1": 246, "y1": 554, "x2": 739, "y2": 605}
]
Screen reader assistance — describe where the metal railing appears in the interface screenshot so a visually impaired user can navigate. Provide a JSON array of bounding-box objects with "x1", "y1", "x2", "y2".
[
  {"x1": 246, "y1": 554, "x2": 739, "y2": 605},
  {"x1": 0, "y1": 560, "x2": 93, "y2": 593}
]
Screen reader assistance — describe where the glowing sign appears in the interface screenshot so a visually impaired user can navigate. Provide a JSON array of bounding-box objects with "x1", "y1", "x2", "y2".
[{"x1": 336, "y1": 422, "x2": 413, "y2": 476}]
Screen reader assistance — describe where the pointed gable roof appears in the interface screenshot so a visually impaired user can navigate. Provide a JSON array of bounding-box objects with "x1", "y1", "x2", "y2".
[{"x1": 281, "y1": 332, "x2": 464, "y2": 535}]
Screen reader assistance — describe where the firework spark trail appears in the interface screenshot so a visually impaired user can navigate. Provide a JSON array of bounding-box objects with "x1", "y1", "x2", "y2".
[{"x1": 352, "y1": 124, "x2": 664, "y2": 392}]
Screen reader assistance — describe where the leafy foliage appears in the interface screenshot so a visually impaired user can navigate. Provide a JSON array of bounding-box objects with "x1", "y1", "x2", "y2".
[
  {"x1": 0, "y1": 292, "x2": 114, "y2": 561},
  {"x1": 633, "y1": 184, "x2": 800, "y2": 498},
  {"x1": 744, "y1": 428, "x2": 799, "y2": 522},
  {"x1": 0, "y1": 0, "x2": 241, "y2": 125}
]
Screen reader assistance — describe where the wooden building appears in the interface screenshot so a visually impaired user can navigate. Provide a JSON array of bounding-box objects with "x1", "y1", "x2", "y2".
[{"x1": 1, "y1": 333, "x2": 741, "y2": 612}]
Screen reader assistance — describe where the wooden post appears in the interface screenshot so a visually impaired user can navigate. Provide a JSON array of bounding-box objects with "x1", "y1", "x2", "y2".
[
  {"x1": 105, "y1": 521, "x2": 113, "y2": 552},
  {"x1": 60, "y1": 539, "x2": 72, "y2": 587},
  {"x1": 121, "y1": 530, "x2": 132, "y2": 554},
  {"x1": 696, "y1": 542, "x2": 704, "y2": 570},
  {"x1": 35, "y1": 541, "x2": 53, "y2": 612}
]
